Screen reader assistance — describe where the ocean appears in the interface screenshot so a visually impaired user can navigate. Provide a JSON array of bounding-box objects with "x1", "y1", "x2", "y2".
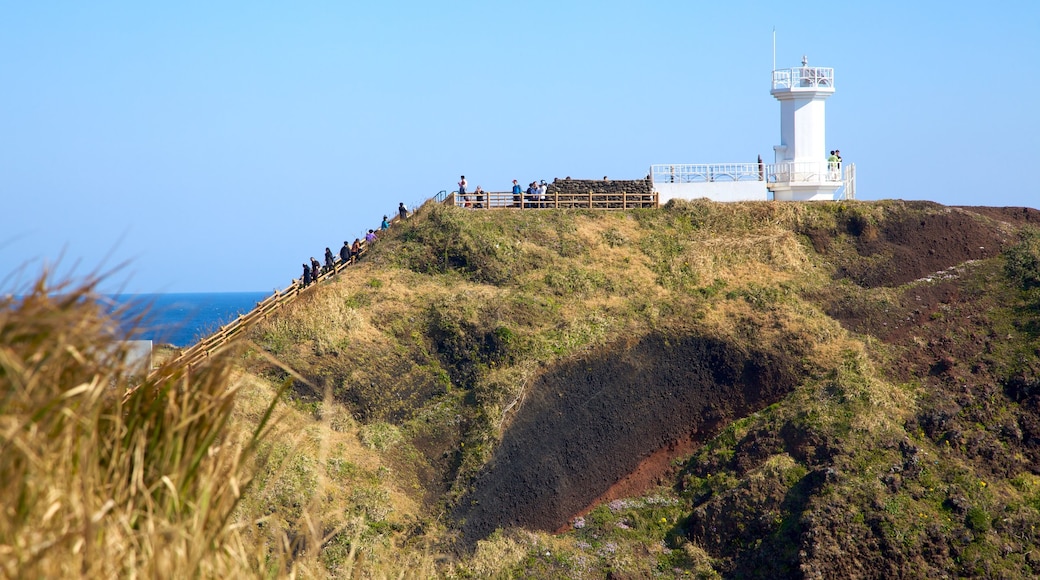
[{"x1": 110, "y1": 292, "x2": 271, "y2": 348}]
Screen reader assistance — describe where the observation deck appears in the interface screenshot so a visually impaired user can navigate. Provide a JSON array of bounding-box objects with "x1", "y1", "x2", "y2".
[{"x1": 770, "y1": 66, "x2": 834, "y2": 94}]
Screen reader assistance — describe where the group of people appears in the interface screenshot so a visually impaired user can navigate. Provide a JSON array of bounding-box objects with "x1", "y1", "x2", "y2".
[
  {"x1": 827, "y1": 149, "x2": 843, "y2": 180},
  {"x1": 458, "y1": 175, "x2": 488, "y2": 208},
  {"x1": 457, "y1": 176, "x2": 484, "y2": 209},
  {"x1": 299, "y1": 202, "x2": 410, "y2": 287},
  {"x1": 513, "y1": 179, "x2": 549, "y2": 208},
  {"x1": 457, "y1": 175, "x2": 550, "y2": 209}
]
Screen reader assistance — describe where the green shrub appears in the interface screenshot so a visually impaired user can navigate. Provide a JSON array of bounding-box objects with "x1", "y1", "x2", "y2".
[
  {"x1": 359, "y1": 422, "x2": 403, "y2": 451},
  {"x1": 965, "y1": 506, "x2": 991, "y2": 533},
  {"x1": 1004, "y1": 228, "x2": 1040, "y2": 290}
]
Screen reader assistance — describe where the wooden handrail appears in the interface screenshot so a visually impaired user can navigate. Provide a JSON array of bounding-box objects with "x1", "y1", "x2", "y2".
[{"x1": 154, "y1": 204, "x2": 415, "y2": 375}]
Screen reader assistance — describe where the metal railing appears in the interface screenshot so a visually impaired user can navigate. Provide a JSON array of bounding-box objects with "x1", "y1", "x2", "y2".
[
  {"x1": 447, "y1": 190, "x2": 657, "y2": 210},
  {"x1": 651, "y1": 163, "x2": 765, "y2": 184},
  {"x1": 771, "y1": 67, "x2": 834, "y2": 90},
  {"x1": 841, "y1": 163, "x2": 856, "y2": 200},
  {"x1": 764, "y1": 161, "x2": 844, "y2": 184},
  {"x1": 651, "y1": 161, "x2": 857, "y2": 199}
]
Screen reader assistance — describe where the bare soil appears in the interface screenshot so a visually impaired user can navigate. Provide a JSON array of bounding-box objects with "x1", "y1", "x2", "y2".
[
  {"x1": 808, "y1": 203, "x2": 1019, "y2": 289},
  {"x1": 454, "y1": 332, "x2": 805, "y2": 546}
]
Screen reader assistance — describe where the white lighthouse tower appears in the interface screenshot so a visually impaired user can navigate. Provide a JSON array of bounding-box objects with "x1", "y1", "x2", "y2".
[{"x1": 767, "y1": 56, "x2": 847, "y2": 201}]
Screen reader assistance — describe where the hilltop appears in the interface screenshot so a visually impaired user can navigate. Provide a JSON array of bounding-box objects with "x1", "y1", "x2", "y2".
[{"x1": 225, "y1": 199, "x2": 1040, "y2": 576}]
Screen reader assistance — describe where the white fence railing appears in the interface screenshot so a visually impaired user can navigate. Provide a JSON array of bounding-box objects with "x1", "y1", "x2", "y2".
[
  {"x1": 651, "y1": 161, "x2": 857, "y2": 199},
  {"x1": 650, "y1": 163, "x2": 765, "y2": 184},
  {"x1": 841, "y1": 163, "x2": 856, "y2": 200},
  {"x1": 771, "y1": 67, "x2": 834, "y2": 90},
  {"x1": 763, "y1": 161, "x2": 844, "y2": 184}
]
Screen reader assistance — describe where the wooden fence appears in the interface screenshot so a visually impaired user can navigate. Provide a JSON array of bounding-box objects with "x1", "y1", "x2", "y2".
[
  {"x1": 449, "y1": 190, "x2": 658, "y2": 210},
  {"x1": 153, "y1": 214, "x2": 400, "y2": 375},
  {"x1": 157, "y1": 245, "x2": 367, "y2": 374}
]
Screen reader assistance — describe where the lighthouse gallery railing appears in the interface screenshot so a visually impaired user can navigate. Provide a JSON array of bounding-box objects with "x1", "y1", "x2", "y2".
[{"x1": 771, "y1": 67, "x2": 834, "y2": 90}]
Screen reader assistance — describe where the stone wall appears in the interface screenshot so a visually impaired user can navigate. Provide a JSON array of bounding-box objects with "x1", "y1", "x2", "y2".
[
  {"x1": 530, "y1": 178, "x2": 656, "y2": 209},
  {"x1": 546, "y1": 178, "x2": 653, "y2": 197}
]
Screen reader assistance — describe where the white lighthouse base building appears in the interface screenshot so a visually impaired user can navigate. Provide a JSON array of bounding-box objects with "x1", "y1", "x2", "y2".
[
  {"x1": 650, "y1": 161, "x2": 855, "y2": 204},
  {"x1": 651, "y1": 164, "x2": 768, "y2": 203}
]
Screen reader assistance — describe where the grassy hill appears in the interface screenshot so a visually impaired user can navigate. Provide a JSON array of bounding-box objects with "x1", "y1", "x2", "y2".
[{"x1": 7, "y1": 199, "x2": 1040, "y2": 577}]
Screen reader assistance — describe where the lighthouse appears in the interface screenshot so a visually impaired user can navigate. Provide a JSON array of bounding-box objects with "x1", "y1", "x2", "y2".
[
  {"x1": 649, "y1": 55, "x2": 854, "y2": 203},
  {"x1": 767, "y1": 56, "x2": 849, "y2": 201}
]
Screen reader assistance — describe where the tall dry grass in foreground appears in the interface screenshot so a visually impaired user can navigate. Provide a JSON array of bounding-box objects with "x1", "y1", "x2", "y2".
[{"x1": 0, "y1": 276, "x2": 279, "y2": 578}]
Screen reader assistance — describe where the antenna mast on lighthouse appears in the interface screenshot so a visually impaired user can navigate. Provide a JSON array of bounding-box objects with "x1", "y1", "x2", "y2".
[{"x1": 772, "y1": 28, "x2": 776, "y2": 73}]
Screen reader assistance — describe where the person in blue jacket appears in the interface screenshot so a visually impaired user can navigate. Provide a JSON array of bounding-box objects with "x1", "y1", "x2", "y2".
[{"x1": 511, "y1": 179, "x2": 522, "y2": 207}]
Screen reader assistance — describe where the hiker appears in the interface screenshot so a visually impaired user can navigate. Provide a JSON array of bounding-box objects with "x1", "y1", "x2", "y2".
[
  {"x1": 526, "y1": 182, "x2": 538, "y2": 208},
  {"x1": 538, "y1": 180, "x2": 547, "y2": 208},
  {"x1": 381, "y1": 215, "x2": 390, "y2": 230},
  {"x1": 458, "y1": 175, "x2": 467, "y2": 197},
  {"x1": 324, "y1": 247, "x2": 335, "y2": 273},
  {"x1": 474, "y1": 186, "x2": 484, "y2": 208},
  {"x1": 310, "y1": 257, "x2": 322, "y2": 281},
  {"x1": 302, "y1": 263, "x2": 312, "y2": 286},
  {"x1": 399, "y1": 202, "x2": 409, "y2": 219},
  {"x1": 365, "y1": 229, "x2": 377, "y2": 243},
  {"x1": 340, "y1": 241, "x2": 350, "y2": 263},
  {"x1": 351, "y1": 238, "x2": 362, "y2": 260}
]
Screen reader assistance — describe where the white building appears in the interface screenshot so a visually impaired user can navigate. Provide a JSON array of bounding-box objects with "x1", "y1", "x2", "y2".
[{"x1": 652, "y1": 56, "x2": 855, "y2": 203}]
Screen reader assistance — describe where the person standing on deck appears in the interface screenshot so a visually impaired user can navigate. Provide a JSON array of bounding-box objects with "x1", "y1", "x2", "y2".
[{"x1": 511, "y1": 180, "x2": 522, "y2": 207}]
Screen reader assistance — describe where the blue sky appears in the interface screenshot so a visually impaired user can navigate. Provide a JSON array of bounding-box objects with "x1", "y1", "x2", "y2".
[{"x1": 3, "y1": 1, "x2": 1038, "y2": 292}]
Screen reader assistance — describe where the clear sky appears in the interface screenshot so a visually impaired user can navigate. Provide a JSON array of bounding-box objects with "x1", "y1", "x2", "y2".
[{"x1": 3, "y1": 1, "x2": 1038, "y2": 293}]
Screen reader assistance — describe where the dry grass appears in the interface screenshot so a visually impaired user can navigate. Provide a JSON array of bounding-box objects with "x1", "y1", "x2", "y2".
[
  {"x1": 0, "y1": 275, "x2": 281, "y2": 578},
  {"x1": 229, "y1": 356, "x2": 437, "y2": 577}
]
